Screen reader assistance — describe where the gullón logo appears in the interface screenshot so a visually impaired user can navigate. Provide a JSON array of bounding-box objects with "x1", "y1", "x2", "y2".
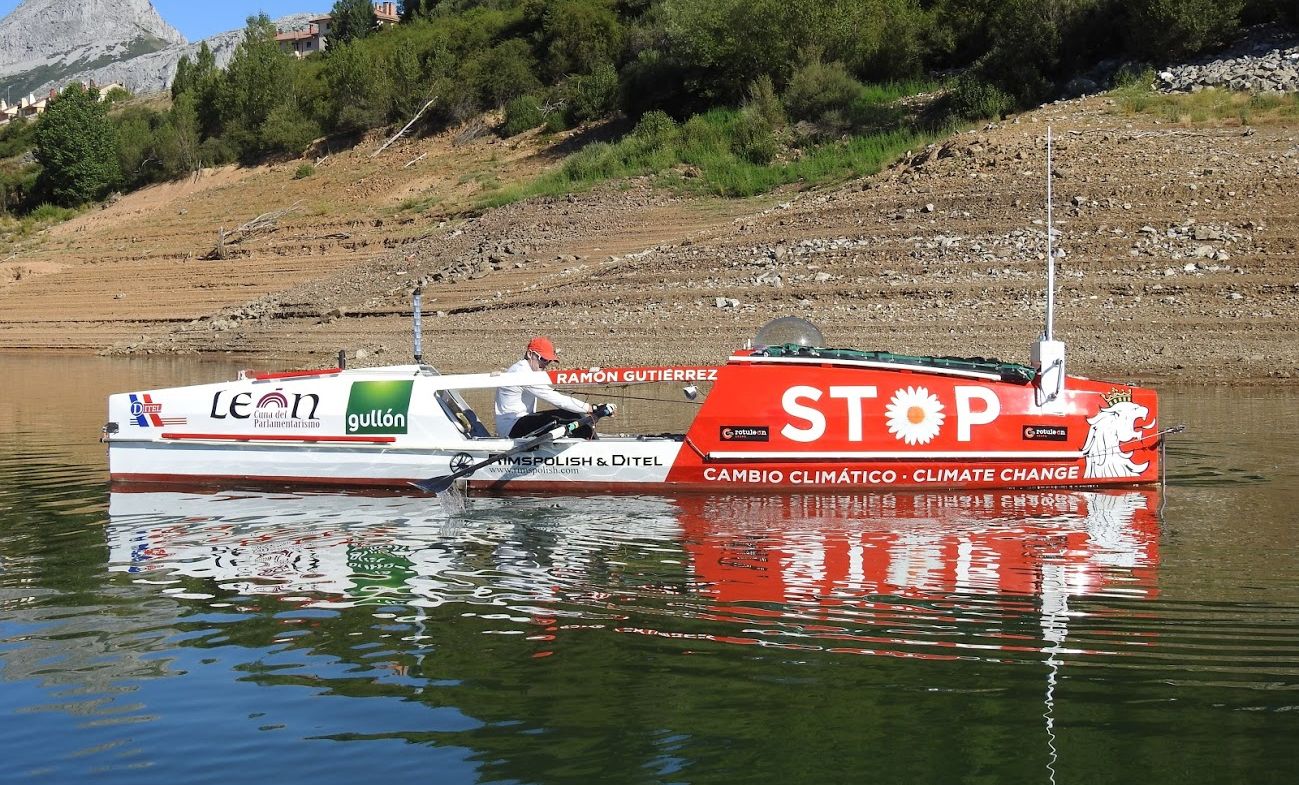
[{"x1": 346, "y1": 380, "x2": 413, "y2": 435}]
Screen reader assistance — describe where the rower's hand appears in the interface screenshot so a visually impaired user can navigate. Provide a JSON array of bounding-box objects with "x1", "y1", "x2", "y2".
[{"x1": 594, "y1": 403, "x2": 616, "y2": 418}]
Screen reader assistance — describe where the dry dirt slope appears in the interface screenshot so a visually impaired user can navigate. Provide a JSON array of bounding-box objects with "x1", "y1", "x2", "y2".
[{"x1": 0, "y1": 95, "x2": 1296, "y2": 384}]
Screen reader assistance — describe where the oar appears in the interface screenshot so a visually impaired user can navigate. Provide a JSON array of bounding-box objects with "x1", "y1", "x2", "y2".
[{"x1": 411, "y1": 411, "x2": 602, "y2": 494}]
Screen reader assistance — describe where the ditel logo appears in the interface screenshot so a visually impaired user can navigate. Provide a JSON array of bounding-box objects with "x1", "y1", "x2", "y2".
[{"x1": 346, "y1": 380, "x2": 414, "y2": 434}]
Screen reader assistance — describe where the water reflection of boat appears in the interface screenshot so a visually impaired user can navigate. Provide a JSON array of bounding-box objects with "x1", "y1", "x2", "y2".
[
  {"x1": 107, "y1": 488, "x2": 1159, "y2": 612},
  {"x1": 109, "y1": 490, "x2": 487, "y2": 600},
  {"x1": 105, "y1": 489, "x2": 1161, "y2": 785},
  {"x1": 677, "y1": 490, "x2": 1160, "y2": 606}
]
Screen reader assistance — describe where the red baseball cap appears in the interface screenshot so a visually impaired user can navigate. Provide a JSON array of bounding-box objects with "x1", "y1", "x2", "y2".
[{"x1": 527, "y1": 336, "x2": 558, "y2": 362}]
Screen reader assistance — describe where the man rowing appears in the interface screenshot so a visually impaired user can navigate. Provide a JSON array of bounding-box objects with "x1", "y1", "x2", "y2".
[{"x1": 494, "y1": 336, "x2": 615, "y2": 438}]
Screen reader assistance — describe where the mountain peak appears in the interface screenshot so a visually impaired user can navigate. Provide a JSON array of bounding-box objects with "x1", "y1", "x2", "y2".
[{"x1": 0, "y1": 0, "x2": 187, "y2": 96}]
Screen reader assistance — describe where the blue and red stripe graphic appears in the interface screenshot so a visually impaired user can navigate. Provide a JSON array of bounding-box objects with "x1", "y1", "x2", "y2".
[{"x1": 128, "y1": 394, "x2": 187, "y2": 427}]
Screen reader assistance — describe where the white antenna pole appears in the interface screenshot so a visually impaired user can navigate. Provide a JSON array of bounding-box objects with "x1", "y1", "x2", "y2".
[
  {"x1": 1031, "y1": 126, "x2": 1066, "y2": 408},
  {"x1": 1045, "y1": 126, "x2": 1055, "y2": 342}
]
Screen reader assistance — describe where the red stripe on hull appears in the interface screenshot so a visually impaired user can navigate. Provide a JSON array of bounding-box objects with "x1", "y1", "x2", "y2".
[
  {"x1": 159, "y1": 433, "x2": 396, "y2": 443},
  {"x1": 111, "y1": 472, "x2": 419, "y2": 490},
  {"x1": 110, "y1": 471, "x2": 1158, "y2": 494},
  {"x1": 241, "y1": 367, "x2": 343, "y2": 380}
]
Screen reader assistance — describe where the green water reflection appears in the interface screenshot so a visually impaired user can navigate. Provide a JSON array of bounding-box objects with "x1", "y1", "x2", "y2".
[{"x1": 1, "y1": 355, "x2": 1297, "y2": 784}]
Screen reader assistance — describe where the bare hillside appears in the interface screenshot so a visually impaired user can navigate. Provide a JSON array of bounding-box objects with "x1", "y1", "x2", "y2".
[{"x1": 1, "y1": 95, "x2": 1296, "y2": 384}]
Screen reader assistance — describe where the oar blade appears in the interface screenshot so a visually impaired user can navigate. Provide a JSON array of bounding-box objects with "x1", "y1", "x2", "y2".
[{"x1": 411, "y1": 475, "x2": 455, "y2": 494}]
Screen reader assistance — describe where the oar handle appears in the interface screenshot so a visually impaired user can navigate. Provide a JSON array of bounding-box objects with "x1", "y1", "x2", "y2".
[{"x1": 413, "y1": 409, "x2": 605, "y2": 494}]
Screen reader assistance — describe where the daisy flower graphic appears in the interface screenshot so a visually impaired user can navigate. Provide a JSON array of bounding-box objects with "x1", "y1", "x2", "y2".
[{"x1": 885, "y1": 386, "x2": 946, "y2": 445}]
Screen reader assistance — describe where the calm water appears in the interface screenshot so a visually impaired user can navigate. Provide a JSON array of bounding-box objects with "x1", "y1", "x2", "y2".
[{"x1": 1, "y1": 354, "x2": 1297, "y2": 784}]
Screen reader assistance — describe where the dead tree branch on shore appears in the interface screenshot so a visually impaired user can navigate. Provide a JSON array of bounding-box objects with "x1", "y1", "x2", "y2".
[
  {"x1": 203, "y1": 201, "x2": 304, "y2": 260},
  {"x1": 373, "y1": 97, "x2": 437, "y2": 158}
]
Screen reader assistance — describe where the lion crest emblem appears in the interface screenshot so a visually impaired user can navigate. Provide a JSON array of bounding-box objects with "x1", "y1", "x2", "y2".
[{"x1": 1082, "y1": 391, "x2": 1151, "y2": 479}]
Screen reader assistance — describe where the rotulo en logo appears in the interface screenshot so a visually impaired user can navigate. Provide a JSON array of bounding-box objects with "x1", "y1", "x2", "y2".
[{"x1": 346, "y1": 380, "x2": 414, "y2": 435}]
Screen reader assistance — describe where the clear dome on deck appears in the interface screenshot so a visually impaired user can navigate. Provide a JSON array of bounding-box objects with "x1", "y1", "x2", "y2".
[{"x1": 753, "y1": 316, "x2": 825, "y2": 349}]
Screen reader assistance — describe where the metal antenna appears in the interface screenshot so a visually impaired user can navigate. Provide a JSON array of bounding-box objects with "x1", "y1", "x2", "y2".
[
  {"x1": 1031, "y1": 126, "x2": 1067, "y2": 408},
  {"x1": 1045, "y1": 126, "x2": 1055, "y2": 342}
]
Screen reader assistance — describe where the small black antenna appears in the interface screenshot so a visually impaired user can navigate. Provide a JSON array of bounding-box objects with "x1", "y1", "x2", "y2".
[{"x1": 412, "y1": 287, "x2": 423, "y2": 364}]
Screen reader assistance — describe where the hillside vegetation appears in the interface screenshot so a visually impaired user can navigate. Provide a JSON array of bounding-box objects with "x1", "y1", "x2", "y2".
[
  {"x1": 0, "y1": 1, "x2": 1296, "y2": 384},
  {"x1": 0, "y1": 0, "x2": 1295, "y2": 217}
]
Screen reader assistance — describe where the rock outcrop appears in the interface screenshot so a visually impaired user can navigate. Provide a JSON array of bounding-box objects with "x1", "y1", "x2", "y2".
[
  {"x1": 0, "y1": 0, "x2": 184, "y2": 97},
  {"x1": 45, "y1": 14, "x2": 321, "y2": 98},
  {"x1": 0, "y1": 1, "x2": 322, "y2": 100}
]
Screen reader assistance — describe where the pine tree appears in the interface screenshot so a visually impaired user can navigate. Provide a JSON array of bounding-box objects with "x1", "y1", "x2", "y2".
[
  {"x1": 330, "y1": 0, "x2": 378, "y2": 47},
  {"x1": 399, "y1": 0, "x2": 434, "y2": 22},
  {"x1": 33, "y1": 83, "x2": 121, "y2": 207},
  {"x1": 222, "y1": 14, "x2": 295, "y2": 157}
]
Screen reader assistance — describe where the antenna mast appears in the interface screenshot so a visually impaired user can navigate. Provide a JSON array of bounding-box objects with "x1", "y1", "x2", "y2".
[
  {"x1": 1045, "y1": 126, "x2": 1055, "y2": 342},
  {"x1": 1031, "y1": 126, "x2": 1066, "y2": 408}
]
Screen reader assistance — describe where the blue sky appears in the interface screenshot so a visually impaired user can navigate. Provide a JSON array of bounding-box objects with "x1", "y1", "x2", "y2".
[{"x1": 0, "y1": 2, "x2": 329, "y2": 42}]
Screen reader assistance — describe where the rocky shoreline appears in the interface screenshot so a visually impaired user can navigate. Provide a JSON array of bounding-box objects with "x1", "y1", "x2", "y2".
[
  {"x1": 0, "y1": 88, "x2": 1295, "y2": 386},
  {"x1": 1157, "y1": 26, "x2": 1299, "y2": 93}
]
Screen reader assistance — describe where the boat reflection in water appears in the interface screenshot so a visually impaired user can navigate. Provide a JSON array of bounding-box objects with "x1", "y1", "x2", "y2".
[
  {"x1": 107, "y1": 488, "x2": 1160, "y2": 656},
  {"x1": 682, "y1": 490, "x2": 1159, "y2": 608}
]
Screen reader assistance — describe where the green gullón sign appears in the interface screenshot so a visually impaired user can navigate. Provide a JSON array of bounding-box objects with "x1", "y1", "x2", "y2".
[{"x1": 345, "y1": 380, "x2": 414, "y2": 435}]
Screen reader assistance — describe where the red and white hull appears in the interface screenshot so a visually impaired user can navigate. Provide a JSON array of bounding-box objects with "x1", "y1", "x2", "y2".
[{"x1": 105, "y1": 350, "x2": 1164, "y2": 493}]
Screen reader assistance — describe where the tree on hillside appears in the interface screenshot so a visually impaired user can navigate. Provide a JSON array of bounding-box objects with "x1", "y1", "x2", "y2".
[
  {"x1": 1126, "y1": 0, "x2": 1244, "y2": 59},
  {"x1": 529, "y1": 0, "x2": 626, "y2": 80},
  {"x1": 400, "y1": 0, "x2": 436, "y2": 21},
  {"x1": 171, "y1": 41, "x2": 218, "y2": 99},
  {"x1": 330, "y1": 0, "x2": 378, "y2": 46},
  {"x1": 33, "y1": 83, "x2": 121, "y2": 207},
  {"x1": 221, "y1": 14, "x2": 298, "y2": 157},
  {"x1": 167, "y1": 93, "x2": 204, "y2": 175},
  {"x1": 325, "y1": 42, "x2": 393, "y2": 132},
  {"x1": 171, "y1": 41, "x2": 223, "y2": 139}
]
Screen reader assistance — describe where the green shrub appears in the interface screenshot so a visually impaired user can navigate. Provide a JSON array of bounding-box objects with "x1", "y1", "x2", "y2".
[
  {"x1": 975, "y1": 0, "x2": 1059, "y2": 107},
  {"x1": 502, "y1": 94, "x2": 546, "y2": 136},
  {"x1": 944, "y1": 75, "x2": 1014, "y2": 122},
  {"x1": 28, "y1": 202, "x2": 78, "y2": 223},
  {"x1": 463, "y1": 39, "x2": 541, "y2": 108},
  {"x1": 533, "y1": 0, "x2": 626, "y2": 80},
  {"x1": 113, "y1": 106, "x2": 165, "y2": 189},
  {"x1": 261, "y1": 103, "x2": 321, "y2": 156},
  {"x1": 324, "y1": 41, "x2": 391, "y2": 133},
  {"x1": 562, "y1": 62, "x2": 619, "y2": 125},
  {"x1": 198, "y1": 136, "x2": 237, "y2": 166},
  {"x1": 543, "y1": 110, "x2": 570, "y2": 134},
  {"x1": 731, "y1": 109, "x2": 779, "y2": 164},
  {"x1": 561, "y1": 141, "x2": 619, "y2": 181},
  {"x1": 386, "y1": 41, "x2": 428, "y2": 120},
  {"x1": 1114, "y1": 65, "x2": 1156, "y2": 91},
  {"x1": 0, "y1": 117, "x2": 35, "y2": 159},
  {"x1": 783, "y1": 57, "x2": 865, "y2": 123},
  {"x1": 294, "y1": 162, "x2": 316, "y2": 179},
  {"x1": 680, "y1": 112, "x2": 730, "y2": 163},
  {"x1": 1126, "y1": 0, "x2": 1244, "y2": 59},
  {"x1": 744, "y1": 75, "x2": 786, "y2": 130},
  {"x1": 630, "y1": 110, "x2": 679, "y2": 150}
]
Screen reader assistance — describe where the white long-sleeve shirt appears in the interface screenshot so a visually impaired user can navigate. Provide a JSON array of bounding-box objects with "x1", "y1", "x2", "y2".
[{"x1": 494, "y1": 358, "x2": 590, "y2": 436}]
